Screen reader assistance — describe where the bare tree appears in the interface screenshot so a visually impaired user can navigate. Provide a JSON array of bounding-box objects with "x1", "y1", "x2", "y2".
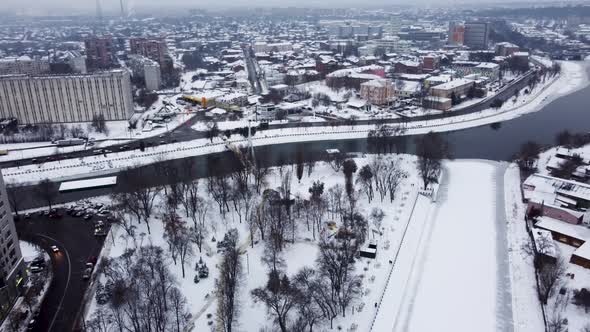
[
  {"x1": 118, "y1": 168, "x2": 162, "y2": 234},
  {"x1": 34, "y1": 178, "x2": 57, "y2": 210},
  {"x1": 415, "y1": 131, "x2": 450, "y2": 190},
  {"x1": 216, "y1": 232, "x2": 243, "y2": 332},
  {"x1": 168, "y1": 287, "x2": 190, "y2": 332},
  {"x1": 538, "y1": 256, "x2": 568, "y2": 305},
  {"x1": 357, "y1": 165, "x2": 374, "y2": 202},
  {"x1": 251, "y1": 270, "x2": 302, "y2": 332},
  {"x1": 6, "y1": 184, "x2": 26, "y2": 217}
]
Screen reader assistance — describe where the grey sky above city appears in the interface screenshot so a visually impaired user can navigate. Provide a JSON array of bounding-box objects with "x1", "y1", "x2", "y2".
[{"x1": 2, "y1": 0, "x2": 562, "y2": 15}]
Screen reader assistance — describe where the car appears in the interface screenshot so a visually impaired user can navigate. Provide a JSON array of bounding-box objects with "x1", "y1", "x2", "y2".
[
  {"x1": 50, "y1": 245, "x2": 59, "y2": 253},
  {"x1": 86, "y1": 262, "x2": 94, "y2": 270},
  {"x1": 88, "y1": 256, "x2": 98, "y2": 265},
  {"x1": 31, "y1": 256, "x2": 45, "y2": 266},
  {"x1": 94, "y1": 203, "x2": 104, "y2": 209},
  {"x1": 24, "y1": 213, "x2": 31, "y2": 219},
  {"x1": 159, "y1": 134, "x2": 165, "y2": 138},
  {"x1": 75, "y1": 211, "x2": 84, "y2": 217},
  {"x1": 94, "y1": 227, "x2": 107, "y2": 236},
  {"x1": 30, "y1": 265, "x2": 44, "y2": 273},
  {"x1": 103, "y1": 149, "x2": 112, "y2": 154},
  {"x1": 82, "y1": 267, "x2": 92, "y2": 280},
  {"x1": 93, "y1": 149, "x2": 103, "y2": 155},
  {"x1": 42, "y1": 210, "x2": 50, "y2": 216},
  {"x1": 27, "y1": 319, "x2": 36, "y2": 331},
  {"x1": 160, "y1": 140, "x2": 166, "y2": 144},
  {"x1": 83, "y1": 214, "x2": 93, "y2": 220}
]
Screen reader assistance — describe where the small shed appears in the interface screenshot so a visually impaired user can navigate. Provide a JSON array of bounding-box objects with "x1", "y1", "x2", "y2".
[{"x1": 360, "y1": 242, "x2": 378, "y2": 259}]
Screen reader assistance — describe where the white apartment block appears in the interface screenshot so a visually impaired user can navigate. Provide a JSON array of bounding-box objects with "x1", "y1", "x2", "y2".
[
  {"x1": 0, "y1": 56, "x2": 50, "y2": 75},
  {"x1": 252, "y1": 42, "x2": 293, "y2": 53},
  {"x1": 0, "y1": 70, "x2": 134, "y2": 124},
  {"x1": 128, "y1": 55, "x2": 161, "y2": 91},
  {"x1": 0, "y1": 172, "x2": 25, "y2": 320}
]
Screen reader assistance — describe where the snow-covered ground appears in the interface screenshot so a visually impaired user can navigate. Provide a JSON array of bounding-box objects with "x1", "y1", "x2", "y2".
[
  {"x1": 85, "y1": 154, "x2": 426, "y2": 332},
  {"x1": 392, "y1": 161, "x2": 509, "y2": 332},
  {"x1": 504, "y1": 164, "x2": 546, "y2": 332},
  {"x1": 19, "y1": 240, "x2": 42, "y2": 261}
]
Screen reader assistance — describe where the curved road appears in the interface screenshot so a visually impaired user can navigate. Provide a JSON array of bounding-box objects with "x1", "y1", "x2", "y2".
[{"x1": 16, "y1": 212, "x2": 107, "y2": 332}]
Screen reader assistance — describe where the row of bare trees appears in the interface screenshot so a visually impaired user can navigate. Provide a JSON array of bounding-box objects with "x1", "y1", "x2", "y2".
[{"x1": 86, "y1": 246, "x2": 191, "y2": 332}]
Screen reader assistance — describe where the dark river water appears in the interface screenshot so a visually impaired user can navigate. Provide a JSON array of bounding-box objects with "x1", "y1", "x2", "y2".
[{"x1": 16, "y1": 61, "x2": 590, "y2": 208}]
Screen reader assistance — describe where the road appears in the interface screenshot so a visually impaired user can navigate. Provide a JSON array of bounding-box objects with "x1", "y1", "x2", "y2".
[
  {"x1": 16, "y1": 211, "x2": 108, "y2": 332},
  {"x1": 0, "y1": 70, "x2": 535, "y2": 169}
]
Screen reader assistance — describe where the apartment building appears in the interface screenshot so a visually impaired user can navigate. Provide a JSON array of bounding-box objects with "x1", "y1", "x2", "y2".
[
  {"x1": 128, "y1": 55, "x2": 161, "y2": 91},
  {"x1": 0, "y1": 173, "x2": 25, "y2": 321},
  {"x1": 0, "y1": 56, "x2": 50, "y2": 75},
  {"x1": 464, "y1": 22, "x2": 490, "y2": 50},
  {"x1": 85, "y1": 36, "x2": 114, "y2": 70},
  {"x1": 0, "y1": 70, "x2": 134, "y2": 124},
  {"x1": 360, "y1": 79, "x2": 395, "y2": 105},
  {"x1": 129, "y1": 38, "x2": 168, "y2": 66}
]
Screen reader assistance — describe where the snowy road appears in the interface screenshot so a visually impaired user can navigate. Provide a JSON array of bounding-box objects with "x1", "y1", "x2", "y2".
[{"x1": 377, "y1": 161, "x2": 515, "y2": 332}]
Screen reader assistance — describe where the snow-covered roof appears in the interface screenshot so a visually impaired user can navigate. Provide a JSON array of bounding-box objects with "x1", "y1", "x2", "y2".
[
  {"x1": 523, "y1": 173, "x2": 590, "y2": 203},
  {"x1": 59, "y1": 176, "x2": 117, "y2": 192},
  {"x1": 536, "y1": 217, "x2": 590, "y2": 242},
  {"x1": 361, "y1": 79, "x2": 390, "y2": 88},
  {"x1": 430, "y1": 78, "x2": 474, "y2": 91},
  {"x1": 573, "y1": 240, "x2": 590, "y2": 260},
  {"x1": 475, "y1": 62, "x2": 499, "y2": 69},
  {"x1": 326, "y1": 65, "x2": 383, "y2": 78},
  {"x1": 531, "y1": 228, "x2": 558, "y2": 258}
]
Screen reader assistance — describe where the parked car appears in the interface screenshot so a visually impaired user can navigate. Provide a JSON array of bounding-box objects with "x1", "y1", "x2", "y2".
[
  {"x1": 27, "y1": 319, "x2": 36, "y2": 331},
  {"x1": 31, "y1": 257, "x2": 45, "y2": 267},
  {"x1": 83, "y1": 214, "x2": 93, "y2": 220},
  {"x1": 30, "y1": 265, "x2": 44, "y2": 273},
  {"x1": 50, "y1": 245, "x2": 59, "y2": 253},
  {"x1": 82, "y1": 267, "x2": 92, "y2": 280}
]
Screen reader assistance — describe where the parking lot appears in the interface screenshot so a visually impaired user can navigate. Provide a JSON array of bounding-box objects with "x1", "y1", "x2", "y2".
[{"x1": 16, "y1": 202, "x2": 112, "y2": 332}]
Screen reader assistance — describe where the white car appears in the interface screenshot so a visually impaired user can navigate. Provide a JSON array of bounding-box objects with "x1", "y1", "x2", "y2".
[{"x1": 50, "y1": 245, "x2": 59, "y2": 253}]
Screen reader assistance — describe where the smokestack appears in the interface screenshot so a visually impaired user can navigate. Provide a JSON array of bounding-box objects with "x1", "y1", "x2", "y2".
[
  {"x1": 120, "y1": 0, "x2": 126, "y2": 18},
  {"x1": 96, "y1": 0, "x2": 103, "y2": 21}
]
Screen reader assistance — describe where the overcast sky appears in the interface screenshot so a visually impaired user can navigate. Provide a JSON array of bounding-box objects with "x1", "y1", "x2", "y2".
[{"x1": 1, "y1": 0, "x2": 560, "y2": 15}]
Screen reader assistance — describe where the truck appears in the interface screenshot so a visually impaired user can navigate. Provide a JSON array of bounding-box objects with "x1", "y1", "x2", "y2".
[{"x1": 55, "y1": 138, "x2": 85, "y2": 147}]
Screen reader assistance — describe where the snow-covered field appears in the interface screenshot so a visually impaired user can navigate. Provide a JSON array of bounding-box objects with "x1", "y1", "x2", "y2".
[{"x1": 396, "y1": 161, "x2": 507, "y2": 332}]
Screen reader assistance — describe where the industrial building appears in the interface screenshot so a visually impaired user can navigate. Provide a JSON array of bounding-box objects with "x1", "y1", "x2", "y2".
[
  {"x1": 0, "y1": 70, "x2": 134, "y2": 124},
  {"x1": 0, "y1": 172, "x2": 26, "y2": 321},
  {"x1": 429, "y1": 78, "x2": 475, "y2": 99}
]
